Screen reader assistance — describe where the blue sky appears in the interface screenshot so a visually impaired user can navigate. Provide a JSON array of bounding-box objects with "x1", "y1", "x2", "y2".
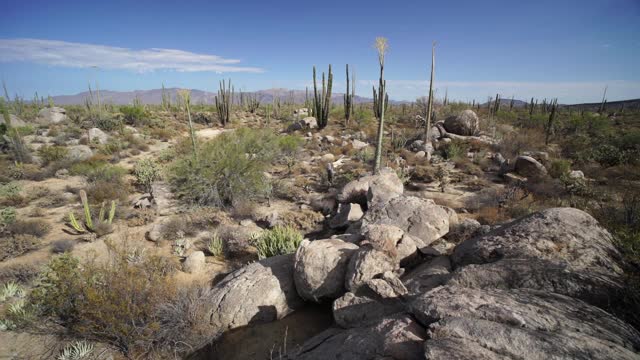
[{"x1": 1, "y1": 0, "x2": 639, "y2": 103}]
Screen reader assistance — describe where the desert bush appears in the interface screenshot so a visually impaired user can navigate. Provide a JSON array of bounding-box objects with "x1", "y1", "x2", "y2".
[
  {"x1": 549, "y1": 159, "x2": 571, "y2": 178},
  {"x1": 159, "y1": 215, "x2": 197, "y2": 241},
  {"x1": 133, "y1": 158, "x2": 162, "y2": 194},
  {"x1": 82, "y1": 164, "x2": 129, "y2": 203},
  {"x1": 95, "y1": 115, "x2": 121, "y2": 132},
  {"x1": 250, "y1": 225, "x2": 303, "y2": 259},
  {"x1": 442, "y1": 140, "x2": 465, "y2": 160},
  {"x1": 0, "y1": 207, "x2": 16, "y2": 227},
  {"x1": 120, "y1": 105, "x2": 147, "y2": 125},
  {"x1": 38, "y1": 145, "x2": 69, "y2": 165},
  {"x1": 168, "y1": 128, "x2": 284, "y2": 207},
  {"x1": 278, "y1": 134, "x2": 302, "y2": 171},
  {"x1": 0, "y1": 263, "x2": 39, "y2": 284},
  {"x1": 51, "y1": 239, "x2": 76, "y2": 254},
  {"x1": 0, "y1": 234, "x2": 40, "y2": 260},
  {"x1": 29, "y1": 243, "x2": 182, "y2": 355},
  {"x1": 57, "y1": 341, "x2": 94, "y2": 360},
  {"x1": 7, "y1": 219, "x2": 51, "y2": 237}
]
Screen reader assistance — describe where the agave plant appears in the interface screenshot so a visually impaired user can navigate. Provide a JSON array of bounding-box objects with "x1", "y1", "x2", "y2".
[
  {"x1": 67, "y1": 190, "x2": 116, "y2": 236},
  {"x1": 57, "y1": 341, "x2": 94, "y2": 360}
]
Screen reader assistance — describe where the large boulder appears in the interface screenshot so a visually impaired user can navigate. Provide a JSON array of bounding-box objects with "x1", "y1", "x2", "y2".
[
  {"x1": 289, "y1": 314, "x2": 426, "y2": 360},
  {"x1": 293, "y1": 239, "x2": 359, "y2": 302},
  {"x1": 361, "y1": 196, "x2": 450, "y2": 252},
  {"x1": 66, "y1": 145, "x2": 93, "y2": 161},
  {"x1": 345, "y1": 247, "x2": 398, "y2": 292},
  {"x1": 337, "y1": 168, "x2": 403, "y2": 208},
  {"x1": 182, "y1": 251, "x2": 205, "y2": 273},
  {"x1": 208, "y1": 254, "x2": 303, "y2": 332},
  {"x1": 37, "y1": 107, "x2": 67, "y2": 124},
  {"x1": 514, "y1": 155, "x2": 547, "y2": 178},
  {"x1": 361, "y1": 224, "x2": 418, "y2": 264},
  {"x1": 0, "y1": 114, "x2": 27, "y2": 127},
  {"x1": 402, "y1": 256, "x2": 452, "y2": 297},
  {"x1": 332, "y1": 287, "x2": 405, "y2": 328},
  {"x1": 412, "y1": 286, "x2": 640, "y2": 360},
  {"x1": 443, "y1": 110, "x2": 479, "y2": 136},
  {"x1": 452, "y1": 208, "x2": 623, "y2": 275},
  {"x1": 88, "y1": 127, "x2": 109, "y2": 144},
  {"x1": 329, "y1": 203, "x2": 363, "y2": 229}
]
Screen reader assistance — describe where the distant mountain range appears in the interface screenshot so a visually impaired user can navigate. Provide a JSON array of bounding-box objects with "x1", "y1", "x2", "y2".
[
  {"x1": 50, "y1": 88, "x2": 375, "y2": 106},
  {"x1": 50, "y1": 88, "x2": 640, "y2": 111}
]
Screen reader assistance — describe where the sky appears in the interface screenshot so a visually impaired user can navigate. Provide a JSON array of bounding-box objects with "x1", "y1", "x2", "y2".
[{"x1": 0, "y1": 0, "x2": 639, "y2": 104}]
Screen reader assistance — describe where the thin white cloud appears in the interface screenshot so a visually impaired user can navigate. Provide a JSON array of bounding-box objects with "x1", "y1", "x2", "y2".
[
  {"x1": 357, "y1": 79, "x2": 640, "y2": 103},
  {"x1": 0, "y1": 38, "x2": 263, "y2": 73}
]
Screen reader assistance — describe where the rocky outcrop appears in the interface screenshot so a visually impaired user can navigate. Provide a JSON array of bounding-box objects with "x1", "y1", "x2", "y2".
[
  {"x1": 345, "y1": 247, "x2": 398, "y2": 292},
  {"x1": 336, "y1": 168, "x2": 403, "y2": 208},
  {"x1": 289, "y1": 314, "x2": 426, "y2": 360},
  {"x1": 88, "y1": 127, "x2": 109, "y2": 144},
  {"x1": 208, "y1": 254, "x2": 303, "y2": 332},
  {"x1": 288, "y1": 117, "x2": 317, "y2": 131},
  {"x1": 361, "y1": 196, "x2": 450, "y2": 252},
  {"x1": 514, "y1": 155, "x2": 547, "y2": 178},
  {"x1": 329, "y1": 203, "x2": 363, "y2": 229},
  {"x1": 66, "y1": 145, "x2": 93, "y2": 161},
  {"x1": 443, "y1": 109, "x2": 479, "y2": 136},
  {"x1": 294, "y1": 239, "x2": 359, "y2": 302},
  {"x1": 36, "y1": 107, "x2": 67, "y2": 124},
  {"x1": 412, "y1": 286, "x2": 640, "y2": 360}
]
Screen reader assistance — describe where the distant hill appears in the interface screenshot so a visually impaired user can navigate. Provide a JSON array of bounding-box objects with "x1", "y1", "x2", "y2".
[{"x1": 50, "y1": 88, "x2": 375, "y2": 106}]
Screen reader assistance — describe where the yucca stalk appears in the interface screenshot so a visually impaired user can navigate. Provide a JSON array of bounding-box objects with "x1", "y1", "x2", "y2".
[
  {"x1": 178, "y1": 89, "x2": 197, "y2": 161},
  {"x1": 312, "y1": 65, "x2": 333, "y2": 129},
  {"x1": 373, "y1": 37, "x2": 389, "y2": 174},
  {"x1": 425, "y1": 41, "x2": 436, "y2": 141}
]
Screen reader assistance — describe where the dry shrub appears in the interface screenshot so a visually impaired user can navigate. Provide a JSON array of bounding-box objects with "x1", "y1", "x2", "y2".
[
  {"x1": 160, "y1": 215, "x2": 198, "y2": 241},
  {"x1": 51, "y1": 239, "x2": 75, "y2": 254},
  {"x1": 0, "y1": 234, "x2": 40, "y2": 260},
  {"x1": 29, "y1": 241, "x2": 189, "y2": 356},
  {"x1": 7, "y1": 219, "x2": 51, "y2": 237},
  {"x1": 0, "y1": 263, "x2": 40, "y2": 284},
  {"x1": 475, "y1": 206, "x2": 511, "y2": 225},
  {"x1": 498, "y1": 128, "x2": 546, "y2": 160}
]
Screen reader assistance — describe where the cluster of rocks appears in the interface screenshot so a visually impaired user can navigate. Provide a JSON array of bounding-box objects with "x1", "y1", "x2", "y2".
[{"x1": 198, "y1": 168, "x2": 639, "y2": 359}]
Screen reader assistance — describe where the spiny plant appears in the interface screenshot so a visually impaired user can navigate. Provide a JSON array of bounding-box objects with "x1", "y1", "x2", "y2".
[
  {"x1": 133, "y1": 158, "x2": 162, "y2": 197},
  {"x1": 215, "y1": 79, "x2": 233, "y2": 126},
  {"x1": 424, "y1": 41, "x2": 436, "y2": 141},
  {"x1": 250, "y1": 226, "x2": 303, "y2": 259},
  {"x1": 67, "y1": 190, "x2": 116, "y2": 237},
  {"x1": 161, "y1": 83, "x2": 171, "y2": 111},
  {"x1": 57, "y1": 341, "x2": 94, "y2": 360},
  {"x1": 373, "y1": 36, "x2": 389, "y2": 173},
  {"x1": 312, "y1": 65, "x2": 333, "y2": 129},
  {"x1": 344, "y1": 64, "x2": 355, "y2": 126},
  {"x1": 247, "y1": 92, "x2": 260, "y2": 113},
  {"x1": 206, "y1": 232, "x2": 223, "y2": 257},
  {"x1": 178, "y1": 89, "x2": 198, "y2": 161},
  {"x1": 545, "y1": 98, "x2": 559, "y2": 145}
]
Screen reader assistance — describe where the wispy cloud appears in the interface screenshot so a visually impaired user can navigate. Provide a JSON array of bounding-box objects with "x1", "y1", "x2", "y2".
[{"x1": 0, "y1": 38, "x2": 263, "y2": 73}]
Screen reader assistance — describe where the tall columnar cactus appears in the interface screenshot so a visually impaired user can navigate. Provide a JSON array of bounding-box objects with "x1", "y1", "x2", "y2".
[
  {"x1": 424, "y1": 41, "x2": 436, "y2": 141},
  {"x1": 178, "y1": 89, "x2": 197, "y2": 161},
  {"x1": 161, "y1": 83, "x2": 171, "y2": 111},
  {"x1": 247, "y1": 92, "x2": 260, "y2": 113},
  {"x1": 305, "y1": 87, "x2": 312, "y2": 115},
  {"x1": 529, "y1": 97, "x2": 535, "y2": 116},
  {"x1": 344, "y1": 64, "x2": 355, "y2": 126},
  {"x1": 509, "y1": 95, "x2": 515, "y2": 111},
  {"x1": 545, "y1": 98, "x2": 558, "y2": 145},
  {"x1": 599, "y1": 85, "x2": 608, "y2": 113},
  {"x1": 215, "y1": 79, "x2": 233, "y2": 127},
  {"x1": 492, "y1": 93, "x2": 500, "y2": 115},
  {"x1": 312, "y1": 65, "x2": 333, "y2": 129},
  {"x1": 373, "y1": 37, "x2": 389, "y2": 174}
]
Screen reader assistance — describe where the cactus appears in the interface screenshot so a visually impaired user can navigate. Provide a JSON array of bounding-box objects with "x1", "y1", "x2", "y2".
[
  {"x1": 215, "y1": 79, "x2": 233, "y2": 126},
  {"x1": 373, "y1": 37, "x2": 389, "y2": 174},
  {"x1": 161, "y1": 83, "x2": 171, "y2": 111},
  {"x1": 545, "y1": 98, "x2": 558, "y2": 145},
  {"x1": 529, "y1": 97, "x2": 535, "y2": 116},
  {"x1": 312, "y1": 65, "x2": 333, "y2": 129},
  {"x1": 178, "y1": 89, "x2": 197, "y2": 160},
  {"x1": 247, "y1": 92, "x2": 260, "y2": 113},
  {"x1": 67, "y1": 190, "x2": 117, "y2": 236},
  {"x1": 424, "y1": 41, "x2": 436, "y2": 142},
  {"x1": 509, "y1": 95, "x2": 514, "y2": 111},
  {"x1": 344, "y1": 64, "x2": 355, "y2": 126}
]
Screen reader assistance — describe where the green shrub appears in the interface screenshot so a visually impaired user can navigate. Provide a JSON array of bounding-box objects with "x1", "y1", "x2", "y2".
[
  {"x1": 168, "y1": 128, "x2": 283, "y2": 207},
  {"x1": 120, "y1": 105, "x2": 147, "y2": 125},
  {"x1": 95, "y1": 115, "x2": 121, "y2": 132},
  {"x1": 251, "y1": 225, "x2": 303, "y2": 259},
  {"x1": 0, "y1": 207, "x2": 16, "y2": 226},
  {"x1": 206, "y1": 232, "x2": 223, "y2": 257},
  {"x1": 593, "y1": 144, "x2": 624, "y2": 167},
  {"x1": 83, "y1": 164, "x2": 129, "y2": 203},
  {"x1": 133, "y1": 158, "x2": 162, "y2": 194},
  {"x1": 549, "y1": 159, "x2": 571, "y2": 178},
  {"x1": 442, "y1": 140, "x2": 465, "y2": 160},
  {"x1": 38, "y1": 145, "x2": 69, "y2": 165}
]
